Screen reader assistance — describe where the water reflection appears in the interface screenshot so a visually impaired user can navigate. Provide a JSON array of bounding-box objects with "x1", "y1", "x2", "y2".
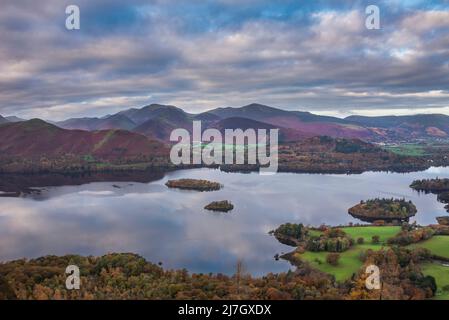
[{"x1": 0, "y1": 168, "x2": 448, "y2": 276}]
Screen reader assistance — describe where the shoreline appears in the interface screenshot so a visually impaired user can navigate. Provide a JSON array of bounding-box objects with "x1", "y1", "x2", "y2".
[{"x1": 1, "y1": 164, "x2": 447, "y2": 194}]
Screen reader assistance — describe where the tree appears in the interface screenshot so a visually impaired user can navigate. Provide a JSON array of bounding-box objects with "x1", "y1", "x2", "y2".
[
  {"x1": 235, "y1": 259, "x2": 245, "y2": 295},
  {"x1": 416, "y1": 276, "x2": 437, "y2": 295},
  {"x1": 372, "y1": 235, "x2": 380, "y2": 244},
  {"x1": 326, "y1": 253, "x2": 340, "y2": 266},
  {"x1": 357, "y1": 237, "x2": 364, "y2": 245}
]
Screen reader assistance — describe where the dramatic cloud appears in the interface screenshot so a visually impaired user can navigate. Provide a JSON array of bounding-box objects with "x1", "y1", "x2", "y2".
[{"x1": 0, "y1": 0, "x2": 448, "y2": 119}]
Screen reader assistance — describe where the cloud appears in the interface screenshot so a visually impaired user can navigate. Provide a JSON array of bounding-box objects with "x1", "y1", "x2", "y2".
[{"x1": 0, "y1": 0, "x2": 448, "y2": 119}]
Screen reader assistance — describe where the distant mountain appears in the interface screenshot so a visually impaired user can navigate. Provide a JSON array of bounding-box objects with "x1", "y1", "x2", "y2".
[
  {"x1": 206, "y1": 103, "x2": 374, "y2": 140},
  {"x1": 55, "y1": 117, "x2": 95, "y2": 130},
  {"x1": 346, "y1": 114, "x2": 449, "y2": 139},
  {"x1": 208, "y1": 103, "x2": 348, "y2": 123},
  {"x1": 212, "y1": 116, "x2": 278, "y2": 131},
  {"x1": 208, "y1": 103, "x2": 293, "y2": 120},
  {"x1": 0, "y1": 119, "x2": 166, "y2": 159},
  {"x1": 210, "y1": 117, "x2": 309, "y2": 142},
  {"x1": 193, "y1": 112, "x2": 221, "y2": 122},
  {"x1": 95, "y1": 114, "x2": 136, "y2": 131},
  {"x1": 0, "y1": 115, "x2": 8, "y2": 125},
  {"x1": 5, "y1": 116, "x2": 24, "y2": 122},
  {"x1": 57, "y1": 104, "x2": 204, "y2": 139},
  {"x1": 290, "y1": 111, "x2": 351, "y2": 124},
  {"x1": 57, "y1": 114, "x2": 136, "y2": 131},
  {"x1": 346, "y1": 114, "x2": 449, "y2": 128},
  {"x1": 131, "y1": 105, "x2": 199, "y2": 141},
  {"x1": 134, "y1": 118, "x2": 186, "y2": 141},
  {"x1": 118, "y1": 104, "x2": 190, "y2": 126}
]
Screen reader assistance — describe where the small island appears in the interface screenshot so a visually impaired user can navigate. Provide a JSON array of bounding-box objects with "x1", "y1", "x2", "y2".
[
  {"x1": 348, "y1": 198, "x2": 417, "y2": 223},
  {"x1": 410, "y1": 178, "x2": 449, "y2": 193},
  {"x1": 204, "y1": 200, "x2": 234, "y2": 212},
  {"x1": 437, "y1": 216, "x2": 449, "y2": 226},
  {"x1": 165, "y1": 179, "x2": 222, "y2": 191},
  {"x1": 410, "y1": 179, "x2": 449, "y2": 213},
  {"x1": 437, "y1": 192, "x2": 449, "y2": 203}
]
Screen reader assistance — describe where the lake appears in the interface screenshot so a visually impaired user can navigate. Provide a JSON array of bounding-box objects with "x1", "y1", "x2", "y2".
[{"x1": 0, "y1": 167, "x2": 448, "y2": 276}]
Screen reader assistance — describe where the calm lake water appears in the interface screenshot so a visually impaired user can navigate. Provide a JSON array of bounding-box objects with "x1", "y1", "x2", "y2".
[{"x1": 0, "y1": 167, "x2": 448, "y2": 276}]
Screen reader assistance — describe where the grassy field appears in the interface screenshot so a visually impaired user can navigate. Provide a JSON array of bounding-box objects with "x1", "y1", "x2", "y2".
[
  {"x1": 417, "y1": 237, "x2": 449, "y2": 300},
  {"x1": 383, "y1": 143, "x2": 429, "y2": 156},
  {"x1": 421, "y1": 262, "x2": 449, "y2": 300},
  {"x1": 297, "y1": 226, "x2": 401, "y2": 282},
  {"x1": 308, "y1": 229, "x2": 323, "y2": 237},
  {"x1": 341, "y1": 226, "x2": 401, "y2": 244},
  {"x1": 410, "y1": 236, "x2": 449, "y2": 259},
  {"x1": 297, "y1": 244, "x2": 383, "y2": 282}
]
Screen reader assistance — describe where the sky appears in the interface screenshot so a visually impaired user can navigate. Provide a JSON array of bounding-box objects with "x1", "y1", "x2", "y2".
[{"x1": 1, "y1": 0, "x2": 449, "y2": 120}]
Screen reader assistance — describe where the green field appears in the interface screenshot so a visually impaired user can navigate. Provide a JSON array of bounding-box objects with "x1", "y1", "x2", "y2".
[
  {"x1": 421, "y1": 263, "x2": 449, "y2": 300},
  {"x1": 297, "y1": 244, "x2": 383, "y2": 282},
  {"x1": 410, "y1": 236, "x2": 449, "y2": 259},
  {"x1": 341, "y1": 226, "x2": 401, "y2": 244},
  {"x1": 307, "y1": 229, "x2": 323, "y2": 237},
  {"x1": 297, "y1": 226, "x2": 401, "y2": 282},
  {"x1": 383, "y1": 143, "x2": 429, "y2": 156},
  {"x1": 416, "y1": 236, "x2": 449, "y2": 300}
]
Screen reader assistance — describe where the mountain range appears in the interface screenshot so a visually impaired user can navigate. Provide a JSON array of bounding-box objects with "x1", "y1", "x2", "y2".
[{"x1": 2, "y1": 103, "x2": 449, "y2": 145}]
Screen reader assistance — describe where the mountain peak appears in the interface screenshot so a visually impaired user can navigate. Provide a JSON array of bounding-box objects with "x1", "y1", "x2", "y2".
[
  {"x1": 23, "y1": 118, "x2": 60, "y2": 128},
  {"x1": 0, "y1": 115, "x2": 8, "y2": 124},
  {"x1": 4, "y1": 118, "x2": 63, "y2": 134},
  {"x1": 141, "y1": 104, "x2": 182, "y2": 112},
  {"x1": 241, "y1": 103, "x2": 273, "y2": 109}
]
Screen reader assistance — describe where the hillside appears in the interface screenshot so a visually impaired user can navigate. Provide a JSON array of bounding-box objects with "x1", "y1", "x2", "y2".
[
  {"x1": 132, "y1": 106, "x2": 197, "y2": 140},
  {"x1": 0, "y1": 119, "x2": 167, "y2": 158},
  {"x1": 118, "y1": 104, "x2": 192, "y2": 126},
  {"x1": 208, "y1": 103, "x2": 295, "y2": 120},
  {"x1": 194, "y1": 104, "x2": 375, "y2": 140},
  {"x1": 0, "y1": 119, "x2": 169, "y2": 172},
  {"x1": 346, "y1": 114, "x2": 449, "y2": 139},
  {"x1": 210, "y1": 117, "x2": 309, "y2": 142},
  {"x1": 5, "y1": 116, "x2": 25, "y2": 122},
  {"x1": 134, "y1": 118, "x2": 187, "y2": 141},
  {"x1": 209, "y1": 103, "x2": 348, "y2": 124},
  {"x1": 57, "y1": 114, "x2": 136, "y2": 131}
]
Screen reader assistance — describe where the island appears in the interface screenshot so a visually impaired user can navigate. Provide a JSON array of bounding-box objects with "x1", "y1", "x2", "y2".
[
  {"x1": 348, "y1": 198, "x2": 417, "y2": 223},
  {"x1": 410, "y1": 179, "x2": 449, "y2": 213},
  {"x1": 204, "y1": 200, "x2": 234, "y2": 212},
  {"x1": 165, "y1": 179, "x2": 222, "y2": 191},
  {"x1": 437, "y1": 192, "x2": 449, "y2": 203},
  {"x1": 437, "y1": 216, "x2": 449, "y2": 226},
  {"x1": 410, "y1": 178, "x2": 449, "y2": 193}
]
